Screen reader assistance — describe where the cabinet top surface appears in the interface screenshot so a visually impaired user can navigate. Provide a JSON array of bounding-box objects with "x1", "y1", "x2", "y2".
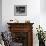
[{"x1": 7, "y1": 23, "x2": 34, "y2": 25}]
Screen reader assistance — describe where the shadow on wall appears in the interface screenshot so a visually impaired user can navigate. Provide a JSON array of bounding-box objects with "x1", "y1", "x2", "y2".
[{"x1": 0, "y1": 0, "x2": 2, "y2": 32}]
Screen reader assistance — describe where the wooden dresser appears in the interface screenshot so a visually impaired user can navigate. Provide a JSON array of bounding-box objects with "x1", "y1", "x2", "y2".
[{"x1": 7, "y1": 23, "x2": 34, "y2": 46}]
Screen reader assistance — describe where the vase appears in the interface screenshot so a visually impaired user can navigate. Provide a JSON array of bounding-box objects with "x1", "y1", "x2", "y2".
[{"x1": 39, "y1": 40, "x2": 45, "y2": 46}]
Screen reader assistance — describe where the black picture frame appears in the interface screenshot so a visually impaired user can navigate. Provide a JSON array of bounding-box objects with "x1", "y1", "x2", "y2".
[{"x1": 14, "y1": 5, "x2": 27, "y2": 16}]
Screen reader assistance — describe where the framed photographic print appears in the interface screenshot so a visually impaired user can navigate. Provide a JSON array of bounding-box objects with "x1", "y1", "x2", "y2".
[{"x1": 14, "y1": 5, "x2": 27, "y2": 16}]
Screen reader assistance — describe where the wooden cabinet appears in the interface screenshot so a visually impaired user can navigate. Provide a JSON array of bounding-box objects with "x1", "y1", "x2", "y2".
[{"x1": 7, "y1": 23, "x2": 34, "y2": 46}]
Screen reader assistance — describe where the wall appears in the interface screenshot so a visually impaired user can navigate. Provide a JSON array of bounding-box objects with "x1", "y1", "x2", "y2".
[
  {"x1": 40, "y1": 0, "x2": 46, "y2": 13},
  {"x1": 0, "y1": 0, "x2": 2, "y2": 32},
  {"x1": 2, "y1": 0, "x2": 40, "y2": 46},
  {"x1": 2, "y1": 0, "x2": 40, "y2": 30},
  {"x1": 40, "y1": 0, "x2": 46, "y2": 31}
]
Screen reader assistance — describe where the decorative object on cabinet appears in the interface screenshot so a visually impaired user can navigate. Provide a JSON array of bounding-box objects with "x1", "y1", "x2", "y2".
[
  {"x1": 7, "y1": 22, "x2": 34, "y2": 46},
  {"x1": 8, "y1": 19, "x2": 19, "y2": 23},
  {"x1": 25, "y1": 20, "x2": 30, "y2": 23},
  {"x1": 14, "y1": 5, "x2": 27, "y2": 16}
]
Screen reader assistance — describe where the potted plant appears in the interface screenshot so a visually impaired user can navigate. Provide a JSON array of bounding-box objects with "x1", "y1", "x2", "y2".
[{"x1": 36, "y1": 25, "x2": 45, "y2": 46}]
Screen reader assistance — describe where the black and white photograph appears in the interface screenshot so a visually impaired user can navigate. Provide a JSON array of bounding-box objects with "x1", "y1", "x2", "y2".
[{"x1": 14, "y1": 5, "x2": 27, "y2": 16}]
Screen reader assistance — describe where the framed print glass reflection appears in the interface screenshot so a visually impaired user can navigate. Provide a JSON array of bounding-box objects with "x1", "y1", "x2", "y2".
[{"x1": 14, "y1": 5, "x2": 27, "y2": 16}]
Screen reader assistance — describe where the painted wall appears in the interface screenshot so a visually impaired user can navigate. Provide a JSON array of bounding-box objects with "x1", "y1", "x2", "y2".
[
  {"x1": 0, "y1": 0, "x2": 2, "y2": 32},
  {"x1": 40, "y1": 0, "x2": 46, "y2": 31},
  {"x1": 2, "y1": 0, "x2": 46, "y2": 34},
  {"x1": 40, "y1": 0, "x2": 46, "y2": 13},
  {"x1": 2, "y1": 0, "x2": 40, "y2": 30}
]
